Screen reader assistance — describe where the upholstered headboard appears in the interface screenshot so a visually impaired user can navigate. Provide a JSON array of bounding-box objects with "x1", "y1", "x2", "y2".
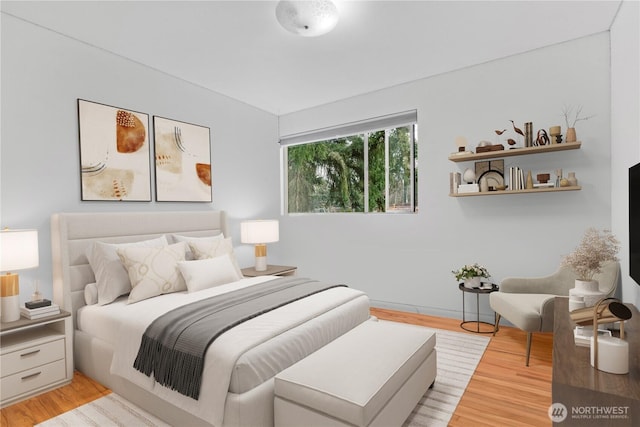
[{"x1": 51, "y1": 211, "x2": 228, "y2": 327}]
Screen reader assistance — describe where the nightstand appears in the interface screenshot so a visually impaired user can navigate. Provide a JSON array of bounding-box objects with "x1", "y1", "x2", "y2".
[
  {"x1": 0, "y1": 310, "x2": 73, "y2": 408},
  {"x1": 241, "y1": 265, "x2": 297, "y2": 277}
]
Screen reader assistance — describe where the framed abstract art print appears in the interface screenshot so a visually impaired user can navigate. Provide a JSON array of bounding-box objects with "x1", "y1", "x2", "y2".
[
  {"x1": 153, "y1": 116, "x2": 212, "y2": 202},
  {"x1": 77, "y1": 99, "x2": 151, "y2": 201}
]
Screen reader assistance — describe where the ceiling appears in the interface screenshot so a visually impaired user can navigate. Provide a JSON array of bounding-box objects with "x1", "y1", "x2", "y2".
[{"x1": 2, "y1": 1, "x2": 622, "y2": 115}]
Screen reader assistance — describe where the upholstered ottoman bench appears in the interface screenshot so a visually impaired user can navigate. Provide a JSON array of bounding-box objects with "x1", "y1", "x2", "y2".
[{"x1": 274, "y1": 318, "x2": 437, "y2": 427}]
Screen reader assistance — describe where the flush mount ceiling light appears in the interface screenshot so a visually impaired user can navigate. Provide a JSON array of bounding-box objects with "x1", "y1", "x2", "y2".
[{"x1": 275, "y1": 0, "x2": 339, "y2": 37}]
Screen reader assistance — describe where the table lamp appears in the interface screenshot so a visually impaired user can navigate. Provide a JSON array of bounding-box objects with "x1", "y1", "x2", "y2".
[
  {"x1": 0, "y1": 229, "x2": 39, "y2": 322},
  {"x1": 241, "y1": 220, "x2": 279, "y2": 271},
  {"x1": 570, "y1": 297, "x2": 632, "y2": 373}
]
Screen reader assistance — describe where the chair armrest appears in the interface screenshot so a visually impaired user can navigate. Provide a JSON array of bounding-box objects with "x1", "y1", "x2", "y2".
[{"x1": 500, "y1": 266, "x2": 577, "y2": 295}]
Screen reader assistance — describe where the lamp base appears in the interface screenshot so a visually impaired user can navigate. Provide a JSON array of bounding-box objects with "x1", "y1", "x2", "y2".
[
  {"x1": 254, "y1": 256, "x2": 267, "y2": 272},
  {"x1": 254, "y1": 244, "x2": 267, "y2": 272},
  {"x1": 1, "y1": 273, "x2": 21, "y2": 322}
]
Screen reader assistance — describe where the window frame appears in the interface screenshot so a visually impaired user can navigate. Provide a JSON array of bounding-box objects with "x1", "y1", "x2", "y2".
[{"x1": 281, "y1": 111, "x2": 418, "y2": 215}]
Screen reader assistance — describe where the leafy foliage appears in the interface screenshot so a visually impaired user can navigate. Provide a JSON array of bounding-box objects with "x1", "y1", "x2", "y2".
[
  {"x1": 287, "y1": 126, "x2": 416, "y2": 213},
  {"x1": 452, "y1": 263, "x2": 491, "y2": 281}
]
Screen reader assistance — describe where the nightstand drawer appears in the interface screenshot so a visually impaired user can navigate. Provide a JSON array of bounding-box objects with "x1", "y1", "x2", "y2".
[
  {"x1": 0, "y1": 359, "x2": 66, "y2": 402},
  {"x1": 1, "y1": 338, "x2": 65, "y2": 377}
]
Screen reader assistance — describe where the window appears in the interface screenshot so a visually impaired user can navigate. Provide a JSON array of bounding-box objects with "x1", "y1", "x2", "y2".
[{"x1": 282, "y1": 111, "x2": 418, "y2": 214}]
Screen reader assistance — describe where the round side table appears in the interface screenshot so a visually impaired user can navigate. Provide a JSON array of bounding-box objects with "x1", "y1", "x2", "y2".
[{"x1": 459, "y1": 282, "x2": 499, "y2": 333}]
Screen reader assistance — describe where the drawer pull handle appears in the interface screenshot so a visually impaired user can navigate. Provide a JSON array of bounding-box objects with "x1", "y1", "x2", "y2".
[
  {"x1": 20, "y1": 349, "x2": 41, "y2": 357},
  {"x1": 21, "y1": 371, "x2": 41, "y2": 381}
]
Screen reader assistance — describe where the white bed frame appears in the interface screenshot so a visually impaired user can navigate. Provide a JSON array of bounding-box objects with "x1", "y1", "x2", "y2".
[
  {"x1": 51, "y1": 210, "x2": 371, "y2": 427},
  {"x1": 50, "y1": 211, "x2": 266, "y2": 427}
]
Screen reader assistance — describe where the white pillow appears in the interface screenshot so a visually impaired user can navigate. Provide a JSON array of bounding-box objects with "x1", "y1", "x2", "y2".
[
  {"x1": 117, "y1": 241, "x2": 188, "y2": 304},
  {"x1": 188, "y1": 237, "x2": 243, "y2": 278},
  {"x1": 87, "y1": 235, "x2": 169, "y2": 305},
  {"x1": 171, "y1": 233, "x2": 224, "y2": 260},
  {"x1": 84, "y1": 282, "x2": 98, "y2": 305},
  {"x1": 178, "y1": 254, "x2": 242, "y2": 293}
]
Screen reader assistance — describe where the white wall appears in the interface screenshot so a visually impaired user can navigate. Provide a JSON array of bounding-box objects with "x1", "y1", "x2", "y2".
[
  {"x1": 3, "y1": 10, "x2": 636, "y2": 321},
  {"x1": 279, "y1": 33, "x2": 614, "y2": 320},
  {"x1": 611, "y1": 0, "x2": 640, "y2": 307},
  {"x1": 0, "y1": 14, "x2": 281, "y2": 303}
]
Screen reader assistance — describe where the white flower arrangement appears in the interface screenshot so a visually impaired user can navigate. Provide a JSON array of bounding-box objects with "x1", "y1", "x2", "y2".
[
  {"x1": 452, "y1": 263, "x2": 490, "y2": 282},
  {"x1": 561, "y1": 228, "x2": 620, "y2": 281}
]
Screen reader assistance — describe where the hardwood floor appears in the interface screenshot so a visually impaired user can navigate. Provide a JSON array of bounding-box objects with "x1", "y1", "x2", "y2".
[
  {"x1": 372, "y1": 307, "x2": 553, "y2": 427},
  {"x1": 0, "y1": 371, "x2": 109, "y2": 427},
  {"x1": 0, "y1": 308, "x2": 552, "y2": 427}
]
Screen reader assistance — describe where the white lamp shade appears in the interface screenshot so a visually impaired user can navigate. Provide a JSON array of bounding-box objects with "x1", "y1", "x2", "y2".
[
  {"x1": 241, "y1": 220, "x2": 279, "y2": 244},
  {"x1": 0, "y1": 229, "x2": 39, "y2": 271},
  {"x1": 275, "y1": 0, "x2": 339, "y2": 37}
]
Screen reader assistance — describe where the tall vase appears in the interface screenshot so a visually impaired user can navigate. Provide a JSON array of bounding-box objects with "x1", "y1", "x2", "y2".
[{"x1": 566, "y1": 127, "x2": 577, "y2": 143}]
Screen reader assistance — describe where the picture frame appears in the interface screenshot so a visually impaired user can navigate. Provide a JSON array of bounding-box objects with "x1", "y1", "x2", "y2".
[
  {"x1": 153, "y1": 116, "x2": 212, "y2": 202},
  {"x1": 77, "y1": 99, "x2": 151, "y2": 201}
]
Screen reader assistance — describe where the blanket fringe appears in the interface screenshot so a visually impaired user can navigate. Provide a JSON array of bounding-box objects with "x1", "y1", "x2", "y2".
[{"x1": 134, "y1": 335, "x2": 204, "y2": 399}]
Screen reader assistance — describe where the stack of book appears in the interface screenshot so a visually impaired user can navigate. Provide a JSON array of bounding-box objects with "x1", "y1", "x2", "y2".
[
  {"x1": 20, "y1": 299, "x2": 60, "y2": 320},
  {"x1": 509, "y1": 166, "x2": 525, "y2": 191}
]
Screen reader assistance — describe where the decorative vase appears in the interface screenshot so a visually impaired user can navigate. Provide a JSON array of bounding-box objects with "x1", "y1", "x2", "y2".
[
  {"x1": 567, "y1": 172, "x2": 578, "y2": 187},
  {"x1": 569, "y1": 279, "x2": 605, "y2": 309},
  {"x1": 464, "y1": 276, "x2": 482, "y2": 289},
  {"x1": 566, "y1": 127, "x2": 577, "y2": 143}
]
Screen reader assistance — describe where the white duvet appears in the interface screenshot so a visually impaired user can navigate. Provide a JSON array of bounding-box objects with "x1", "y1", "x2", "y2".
[{"x1": 79, "y1": 276, "x2": 369, "y2": 426}]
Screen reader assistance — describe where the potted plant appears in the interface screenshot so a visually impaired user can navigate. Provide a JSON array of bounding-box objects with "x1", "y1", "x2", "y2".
[
  {"x1": 452, "y1": 263, "x2": 490, "y2": 288},
  {"x1": 562, "y1": 228, "x2": 620, "y2": 308}
]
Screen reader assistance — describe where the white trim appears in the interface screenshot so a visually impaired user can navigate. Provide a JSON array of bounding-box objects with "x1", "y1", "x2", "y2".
[{"x1": 279, "y1": 110, "x2": 417, "y2": 146}]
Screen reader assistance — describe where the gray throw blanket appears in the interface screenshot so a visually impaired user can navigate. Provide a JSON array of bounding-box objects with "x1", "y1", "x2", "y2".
[{"x1": 133, "y1": 277, "x2": 345, "y2": 399}]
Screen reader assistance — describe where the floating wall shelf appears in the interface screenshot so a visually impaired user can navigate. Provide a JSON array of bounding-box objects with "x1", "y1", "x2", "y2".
[
  {"x1": 448, "y1": 141, "x2": 582, "y2": 163},
  {"x1": 450, "y1": 186, "x2": 581, "y2": 197}
]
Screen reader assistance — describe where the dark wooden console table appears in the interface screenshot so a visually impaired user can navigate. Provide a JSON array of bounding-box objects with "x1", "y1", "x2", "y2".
[{"x1": 552, "y1": 297, "x2": 639, "y2": 426}]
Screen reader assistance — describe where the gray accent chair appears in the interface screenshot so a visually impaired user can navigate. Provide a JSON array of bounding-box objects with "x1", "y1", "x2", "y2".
[{"x1": 489, "y1": 260, "x2": 620, "y2": 366}]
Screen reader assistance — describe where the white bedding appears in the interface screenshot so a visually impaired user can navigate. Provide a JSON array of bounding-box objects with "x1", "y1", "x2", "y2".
[{"x1": 78, "y1": 276, "x2": 370, "y2": 426}]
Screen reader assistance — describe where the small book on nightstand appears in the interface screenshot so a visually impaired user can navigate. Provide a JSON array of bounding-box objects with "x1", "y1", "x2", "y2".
[
  {"x1": 20, "y1": 301, "x2": 60, "y2": 320},
  {"x1": 25, "y1": 298, "x2": 52, "y2": 309}
]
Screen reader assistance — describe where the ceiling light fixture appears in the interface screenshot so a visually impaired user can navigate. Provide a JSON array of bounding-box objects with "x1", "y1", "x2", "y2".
[{"x1": 275, "y1": 0, "x2": 339, "y2": 37}]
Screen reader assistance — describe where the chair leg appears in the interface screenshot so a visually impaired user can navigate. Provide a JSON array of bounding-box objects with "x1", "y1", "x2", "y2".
[
  {"x1": 525, "y1": 332, "x2": 532, "y2": 367},
  {"x1": 493, "y1": 313, "x2": 501, "y2": 336}
]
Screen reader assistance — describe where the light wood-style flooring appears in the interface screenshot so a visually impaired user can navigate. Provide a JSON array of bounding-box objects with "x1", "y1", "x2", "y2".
[{"x1": 1, "y1": 308, "x2": 552, "y2": 427}]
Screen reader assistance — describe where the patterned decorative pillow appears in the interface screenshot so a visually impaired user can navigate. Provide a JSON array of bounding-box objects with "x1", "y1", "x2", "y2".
[
  {"x1": 170, "y1": 233, "x2": 224, "y2": 260},
  {"x1": 187, "y1": 237, "x2": 243, "y2": 278},
  {"x1": 117, "y1": 241, "x2": 188, "y2": 304},
  {"x1": 86, "y1": 235, "x2": 169, "y2": 305},
  {"x1": 178, "y1": 254, "x2": 243, "y2": 293}
]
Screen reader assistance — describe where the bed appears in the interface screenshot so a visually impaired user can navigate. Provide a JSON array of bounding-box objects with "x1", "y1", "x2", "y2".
[{"x1": 51, "y1": 211, "x2": 371, "y2": 427}]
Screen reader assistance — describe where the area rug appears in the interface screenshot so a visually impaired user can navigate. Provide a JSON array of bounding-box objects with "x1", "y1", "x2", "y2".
[
  {"x1": 37, "y1": 328, "x2": 489, "y2": 427},
  {"x1": 403, "y1": 328, "x2": 490, "y2": 427}
]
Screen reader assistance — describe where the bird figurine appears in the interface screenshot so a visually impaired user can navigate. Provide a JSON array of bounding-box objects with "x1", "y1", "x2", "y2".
[
  {"x1": 507, "y1": 138, "x2": 516, "y2": 147},
  {"x1": 494, "y1": 129, "x2": 506, "y2": 135},
  {"x1": 509, "y1": 120, "x2": 525, "y2": 137}
]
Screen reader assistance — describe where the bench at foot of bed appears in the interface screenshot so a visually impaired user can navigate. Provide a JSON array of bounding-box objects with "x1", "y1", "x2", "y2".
[{"x1": 274, "y1": 318, "x2": 437, "y2": 427}]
